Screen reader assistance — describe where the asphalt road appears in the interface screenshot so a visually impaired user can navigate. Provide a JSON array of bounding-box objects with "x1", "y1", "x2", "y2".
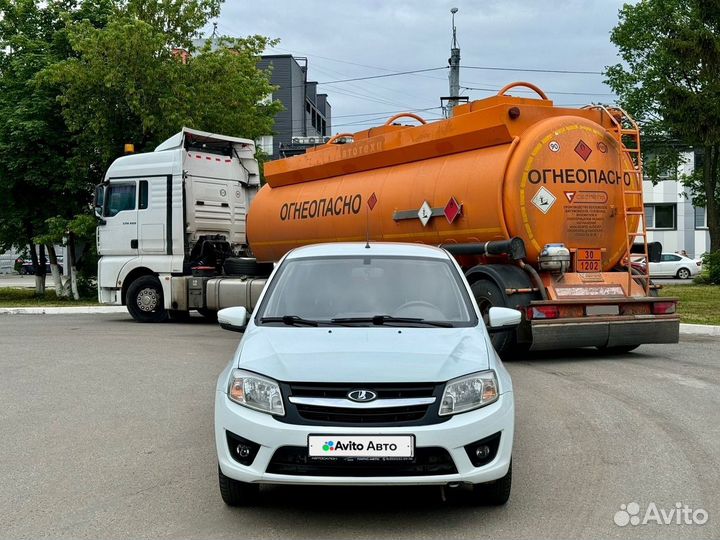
[{"x1": 1, "y1": 314, "x2": 718, "y2": 539}]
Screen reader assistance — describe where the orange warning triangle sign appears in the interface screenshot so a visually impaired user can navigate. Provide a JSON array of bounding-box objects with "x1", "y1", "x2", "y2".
[{"x1": 564, "y1": 191, "x2": 575, "y2": 203}]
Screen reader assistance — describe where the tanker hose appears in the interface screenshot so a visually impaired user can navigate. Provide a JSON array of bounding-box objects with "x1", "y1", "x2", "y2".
[
  {"x1": 518, "y1": 260, "x2": 548, "y2": 301},
  {"x1": 441, "y1": 237, "x2": 527, "y2": 260}
]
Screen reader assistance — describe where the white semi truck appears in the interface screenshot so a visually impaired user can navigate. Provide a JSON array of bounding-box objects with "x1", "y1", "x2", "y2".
[{"x1": 95, "y1": 128, "x2": 271, "y2": 322}]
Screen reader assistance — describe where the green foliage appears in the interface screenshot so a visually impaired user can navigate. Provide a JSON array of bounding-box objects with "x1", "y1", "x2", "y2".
[
  {"x1": 605, "y1": 0, "x2": 720, "y2": 251},
  {"x1": 702, "y1": 250, "x2": 720, "y2": 284},
  {"x1": 0, "y1": 0, "x2": 280, "y2": 283},
  {"x1": 124, "y1": 0, "x2": 222, "y2": 49},
  {"x1": 46, "y1": 22, "x2": 280, "y2": 171}
]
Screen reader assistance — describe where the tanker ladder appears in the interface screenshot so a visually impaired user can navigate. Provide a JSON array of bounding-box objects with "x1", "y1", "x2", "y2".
[{"x1": 585, "y1": 104, "x2": 651, "y2": 296}]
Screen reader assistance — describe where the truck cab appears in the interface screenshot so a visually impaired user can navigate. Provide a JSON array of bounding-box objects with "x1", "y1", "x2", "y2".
[{"x1": 95, "y1": 128, "x2": 269, "y2": 322}]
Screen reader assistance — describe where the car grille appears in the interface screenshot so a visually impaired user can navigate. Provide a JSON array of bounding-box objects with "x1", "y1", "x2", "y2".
[
  {"x1": 266, "y1": 446, "x2": 457, "y2": 476},
  {"x1": 277, "y1": 382, "x2": 447, "y2": 427}
]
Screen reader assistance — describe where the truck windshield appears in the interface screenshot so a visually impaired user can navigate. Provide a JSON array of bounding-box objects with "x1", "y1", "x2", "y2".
[{"x1": 257, "y1": 255, "x2": 477, "y2": 327}]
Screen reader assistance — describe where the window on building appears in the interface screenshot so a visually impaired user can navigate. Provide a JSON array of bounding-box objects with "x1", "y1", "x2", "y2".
[
  {"x1": 694, "y1": 206, "x2": 707, "y2": 229},
  {"x1": 644, "y1": 203, "x2": 676, "y2": 230},
  {"x1": 104, "y1": 183, "x2": 136, "y2": 217}
]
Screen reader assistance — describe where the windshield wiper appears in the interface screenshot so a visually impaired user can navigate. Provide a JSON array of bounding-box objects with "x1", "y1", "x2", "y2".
[
  {"x1": 330, "y1": 315, "x2": 453, "y2": 328},
  {"x1": 260, "y1": 315, "x2": 319, "y2": 327}
]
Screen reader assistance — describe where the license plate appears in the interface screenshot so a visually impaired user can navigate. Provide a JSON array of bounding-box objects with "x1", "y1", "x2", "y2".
[
  {"x1": 576, "y1": 248, "x2": 602, "y2": 272},
  {"x1": 308, "y1": 435, "x2": 414, "y2": 458}
]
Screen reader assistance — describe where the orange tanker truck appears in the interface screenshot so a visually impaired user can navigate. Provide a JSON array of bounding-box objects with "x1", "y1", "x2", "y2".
[{"x1": 248, "y1": 82, "x2": 680, "y2": 355}]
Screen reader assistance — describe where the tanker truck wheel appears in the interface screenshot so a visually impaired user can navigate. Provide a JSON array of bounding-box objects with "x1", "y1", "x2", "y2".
[
  {"x1": 471, "y1": 280, "x2": 517, "y2": 358},
  {"x1": 126, "y1": 275, "x2": 169, "y2": 323}
]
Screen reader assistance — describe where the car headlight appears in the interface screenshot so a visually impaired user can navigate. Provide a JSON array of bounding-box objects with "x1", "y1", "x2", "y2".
[
  {"x1": 439, "y1": 370, "x2": 499, "y2": 416},
  {"x1": 227, "y1": 369, "x2": 285, "y2": 416}
]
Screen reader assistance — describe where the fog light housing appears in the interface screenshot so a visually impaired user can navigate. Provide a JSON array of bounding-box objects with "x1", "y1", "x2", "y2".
[
  {"x1": 226, "y1": 431, "x2": 260, "y2": 466},
  {"x1": 464, "y1": 432, "x2": 501, "y2": 467}
]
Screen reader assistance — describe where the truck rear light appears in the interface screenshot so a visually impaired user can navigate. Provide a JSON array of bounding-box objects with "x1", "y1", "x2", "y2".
[
  {"x1": 528, "y1": 306, "x2": 559, "y2": 320},
  {"x1": 652, "y1": 301, "x2": 676, "y2": 315}
]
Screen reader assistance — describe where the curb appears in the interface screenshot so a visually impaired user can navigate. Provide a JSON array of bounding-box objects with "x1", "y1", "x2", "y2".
[
  {"x1": 1, "y1": 308, "x2": 718, "y2": 337},
  {"x1": 679, "y1": 323, "x2": 720, "y2": 337},
  {"x1": 0, "y1": 306, "x2": 127, "y2": 315}
]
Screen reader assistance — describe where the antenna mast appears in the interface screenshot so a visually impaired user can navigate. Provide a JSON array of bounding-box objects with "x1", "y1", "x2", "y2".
[{"x1": 448, "y1": 8, "x2": 461, "y2": 113}]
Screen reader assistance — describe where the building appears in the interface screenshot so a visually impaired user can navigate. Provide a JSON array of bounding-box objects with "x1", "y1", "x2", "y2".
[
  {"x1": 257, "y1": 55, "x2": 332, "y2": 159},
  {"x1": 643, "y1": 150, "x2": 710, "y2": 258}
]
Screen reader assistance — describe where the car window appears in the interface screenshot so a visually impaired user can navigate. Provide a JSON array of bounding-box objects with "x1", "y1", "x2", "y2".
[{"x1": 257, "y1": 255, "x2": 477, "y2": 327}]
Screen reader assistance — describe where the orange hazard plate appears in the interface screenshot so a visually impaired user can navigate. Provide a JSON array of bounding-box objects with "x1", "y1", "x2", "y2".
[{"x1": 576, "y1": 248, "x2": 602, "y2": 273}]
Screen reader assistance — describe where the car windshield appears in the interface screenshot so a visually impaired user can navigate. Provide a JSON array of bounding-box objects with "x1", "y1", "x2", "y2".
[{"x1": 256, "y1": 255, "x2": 477, "y2": 327}]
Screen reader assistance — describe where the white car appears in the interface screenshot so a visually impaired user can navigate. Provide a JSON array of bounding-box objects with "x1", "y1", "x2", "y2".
[
  {"x1": 648, "y1": 253, "x2": 701, "y2": 279},
  {"x1": 214, "y1": 243, "x2": 517, "y2": 506}
]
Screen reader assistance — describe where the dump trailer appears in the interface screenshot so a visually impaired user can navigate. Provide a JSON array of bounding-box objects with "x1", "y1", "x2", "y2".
[
  {"x1": 95, "y1": 84, "x2": 679, "y2": 355},
  {"x1": 248, "y1": 82, "x2": 679, "y2": 354}
]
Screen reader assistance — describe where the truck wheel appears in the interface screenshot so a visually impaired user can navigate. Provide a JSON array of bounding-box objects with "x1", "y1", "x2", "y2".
[
  {"x1": 218, "y1": 466, "x2": 259, "y2": 507},
  {"x1": 223, "y1": 257, "x2": 273, "y2": 277},
  {"x1": 126, "y1": 275, "x2": 168, "y2": 323},
  {"x1": 676, "y1": 267, "x2": 691, "y2": 279},
  {"x1": 471, "y1": 280, "x2": 514, "y2": 357},
  {"x1": 471, "y1": 461, "x2": 512, "y2": 506}
]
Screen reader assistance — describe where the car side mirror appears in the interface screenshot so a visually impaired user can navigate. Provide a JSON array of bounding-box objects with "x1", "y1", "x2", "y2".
[
  {"x1": 218, "y1": 306, "x2": 248, "y2": 332},
  {"x1": 487, "y1": 307, "x2": 522, "y2": 333}
]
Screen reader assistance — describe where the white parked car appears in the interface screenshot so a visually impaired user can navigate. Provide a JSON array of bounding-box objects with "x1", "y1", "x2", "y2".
[
  {"x1": 645, "y1": 252, "x2": 701, "y2": 279},
  {"x1": 214, "y1": 242, "x2": 517, "y2": 506}
]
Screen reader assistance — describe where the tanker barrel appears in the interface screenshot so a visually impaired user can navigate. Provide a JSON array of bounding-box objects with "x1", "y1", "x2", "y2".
[
  {"x1": 632, "y1": 241, "x2": 662, "y2": 263},
  {"x1": 441, "y1": 237, "x2": 527, "y2": 261}
]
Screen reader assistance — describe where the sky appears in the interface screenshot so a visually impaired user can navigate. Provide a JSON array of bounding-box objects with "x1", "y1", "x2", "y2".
[{"x1": 214, "y1": 0, "x2": 628, "y2": 133}]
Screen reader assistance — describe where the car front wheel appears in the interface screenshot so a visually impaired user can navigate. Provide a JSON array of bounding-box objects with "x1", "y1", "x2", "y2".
[
  {"x1": 470, "y1": 461, "x2": 512, "y2": 505},
  {"x1": 218, "y1": 466, "x2": 259, "y2": 507}
]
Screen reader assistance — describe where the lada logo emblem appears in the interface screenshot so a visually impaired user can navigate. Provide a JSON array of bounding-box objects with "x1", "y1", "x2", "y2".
[{"x1": 347, "y1": 389, "x2": 377, "y2": 402}]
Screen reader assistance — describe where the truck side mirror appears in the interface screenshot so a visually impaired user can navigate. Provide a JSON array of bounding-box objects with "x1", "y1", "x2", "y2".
[
  {"x1": 218, "y1": 306, "x2": 248, "y2": 332},
  {"x1": 94, "y1": 185, "x2": 105, "y2": 218},
  {"x1": 487, "y1": 307, "x2": 522, "y2": 333}
]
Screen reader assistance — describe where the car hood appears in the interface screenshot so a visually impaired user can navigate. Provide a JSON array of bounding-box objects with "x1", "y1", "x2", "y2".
[{"x1": 234, "y1": 326, "x2": 492, "y2": 383}]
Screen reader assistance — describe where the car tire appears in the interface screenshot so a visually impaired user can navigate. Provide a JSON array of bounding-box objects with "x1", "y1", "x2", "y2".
[
  {"x1": 676, "y1": 267, "x2": 691, "y2": 280},
  {"x1": 126, "y1": 275, "x2": 169, "y2": 323},
  {"x1": 218, "y1": 466, "x2": 259, "y2": 507},
  {"x1": 223, "y1": 257, "x2": 273, "y2": 277},
  {"x1": 471, "y1": 461, "x2": 512, "y2": 506}
]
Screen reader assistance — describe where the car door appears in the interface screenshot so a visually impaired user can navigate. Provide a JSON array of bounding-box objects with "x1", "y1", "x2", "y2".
[{"x1": 651, "y1": 254, "x2": 678, "y2": 276}]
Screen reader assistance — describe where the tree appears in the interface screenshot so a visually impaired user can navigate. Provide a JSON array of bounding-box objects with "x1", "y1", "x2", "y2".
[
  {"x1": 605, "y1": 0, "x2": 720, "y2": 253},
  {"x1": 47, "y1": 14, "x2": 281, "y2": 185},
  {"x1": 1, "y1": 0, "x2": 280, "y2": 297},
  {"x1": 0, "y1": 0, "x2": 112, "y2": 294}
]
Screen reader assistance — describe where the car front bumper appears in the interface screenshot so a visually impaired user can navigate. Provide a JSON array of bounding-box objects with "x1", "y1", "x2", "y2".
[{"x1": 215, "y1": 390, "x2": 514, "y2": 486}]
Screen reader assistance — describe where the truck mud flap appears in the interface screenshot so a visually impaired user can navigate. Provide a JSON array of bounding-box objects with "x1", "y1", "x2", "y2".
[{"x1": 529, "y1": 317, "x2": 680, "y2": 351}]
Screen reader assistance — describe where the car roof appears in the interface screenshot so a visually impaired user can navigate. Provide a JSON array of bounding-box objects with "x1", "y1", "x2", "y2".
[{"x1": 285, "y1": 242, "x2": 451, "y2": 260}]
